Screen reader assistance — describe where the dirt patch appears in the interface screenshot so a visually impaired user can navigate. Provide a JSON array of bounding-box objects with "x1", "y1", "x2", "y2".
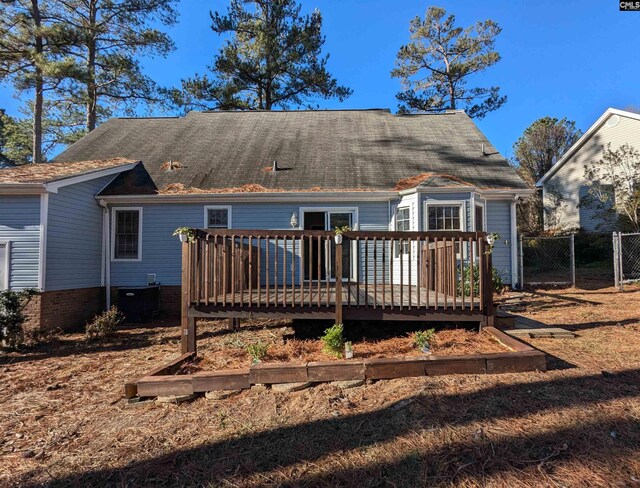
[{"x1": 191, "y1": 322, "x2": 507, "y2": 371}]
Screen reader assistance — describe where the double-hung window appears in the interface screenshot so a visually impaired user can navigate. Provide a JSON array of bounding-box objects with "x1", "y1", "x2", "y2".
[
  {"x1": 395, "y1": 207, "x2": 411, "y2": 255},
  {"x1": 205, "y1": 206, "x2": 231, "y2": 229},
  {"x1": 426, "y1": 204, "x2": 463, "y2": 231},
  {"x1": 113, "y1": 208, "x2": 142, "y2": 260}
]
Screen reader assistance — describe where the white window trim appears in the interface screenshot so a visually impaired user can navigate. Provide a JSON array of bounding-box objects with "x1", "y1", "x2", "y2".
[
  {"x1": 0, "y1": 240, "x2": 10, "y2": 290},
  {"x1": 204, "y1": 205, "x2": 232, "y2": 229},
  {"x1": 473, "y1": 202, "x2": 486, "y2": 232},
  {"x1": 111, "y1": 207, "x2": 143, "y2": 262},
  {"x1": 423, "y1": 200, "x2": 466, "y2": 231}
]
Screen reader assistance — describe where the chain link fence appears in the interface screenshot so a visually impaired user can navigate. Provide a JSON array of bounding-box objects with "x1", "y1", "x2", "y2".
[
  {"x1": 613, "y1": 232, "x2": 640, "y2": 289},
  {"x1": 519, "y1": 235, "x2": 575, "y2": 287}
]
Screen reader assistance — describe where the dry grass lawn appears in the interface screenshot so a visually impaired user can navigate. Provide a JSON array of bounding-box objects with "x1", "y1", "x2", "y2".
[{"x1": 1, "y1": 284, "x2": 639, "y2": 487}]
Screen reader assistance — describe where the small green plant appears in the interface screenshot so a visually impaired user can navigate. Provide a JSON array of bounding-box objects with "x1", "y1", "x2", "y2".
[
  {"x1": 246, "y1": 341, "x2": 269, "y2": 363},
  {"x1": 0, "y1": 288, "x2": 39, "y2": 349},
  {"x1": 334, "y1": 226, "x2": 350, "y2": 235},
  {"x1": 85, "y1": 306, "x2": 124, "y2": 341},
  {"x1": 321, "y1": 323, "x2": 344, "y2": 358},
  {"x1": 413, "y1": 328, "x2": 435, "y2": 351},
  {"x1": 173, "y1": 227, "x2": 197, "y2": 243},
  {"x1": 457, "y1": 264, "x2": 504, "y2": 296}
]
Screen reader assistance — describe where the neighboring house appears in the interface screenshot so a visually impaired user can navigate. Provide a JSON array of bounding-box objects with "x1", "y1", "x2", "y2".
[
  {"x1": 0, "y1": 109, "x2": 531, "y2": 331},
  {"x1": 537, "y1": 108, "x2": 640, "y2": 231}
]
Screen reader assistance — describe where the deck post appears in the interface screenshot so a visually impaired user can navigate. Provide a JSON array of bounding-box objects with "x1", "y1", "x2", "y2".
[
  {"x1": 181, "y1": 241, "x2": 194, "y2": 354},
  {"x1": 335, "y1": 240, "x2": 343, "y2": 324},
  {"x1": 484, "y1": 245, "x2": 495, "y2": 328}
]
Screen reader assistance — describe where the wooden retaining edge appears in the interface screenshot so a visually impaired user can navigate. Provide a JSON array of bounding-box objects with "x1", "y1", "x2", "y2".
[
  {"x1": 125, "y1": 352, "x2": 196, "y2": 399},
  {"x1": 131, "y1": 327, "x2": 546, "y2": 398}
]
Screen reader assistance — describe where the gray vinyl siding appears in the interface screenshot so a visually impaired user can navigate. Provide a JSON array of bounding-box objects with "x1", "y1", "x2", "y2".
[
  {"x1": 45, "y1": 176, "x2": 114, "y2": 291},
  {"x1": 486, "y1": 200, "x2": 512, "y2": 283},
  {"x1": 110, "y1": 201, "x2": 389, "y2": 287},
  {"x1": 0, "y1": 195, "x2": 40, "y2": 289}
]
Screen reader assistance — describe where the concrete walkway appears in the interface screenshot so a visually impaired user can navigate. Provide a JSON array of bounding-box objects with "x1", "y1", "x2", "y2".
[{"x1": 497, "y1": 311, "x2": 576, "y2": 339}]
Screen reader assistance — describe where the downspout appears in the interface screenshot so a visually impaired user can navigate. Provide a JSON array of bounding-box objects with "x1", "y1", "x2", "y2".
[
  {"x1": 510, "y1": 199, "x2": 518, "y2": 289},
  {"x1": 99, "y1": 199, "x2": 110, "y2": 309}
]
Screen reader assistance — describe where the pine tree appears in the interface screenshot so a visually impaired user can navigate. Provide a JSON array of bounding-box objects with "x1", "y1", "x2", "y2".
[
  {"x1": 50, "y1": 0, "x2": 178, "y2": 132},
  {"x1": 0, "y1": 0, "x2": 76, "y2": 163},
  {"x1": 179, "y1": 0, "x2": 352, "y2": 110},
  {"x1": 392, "y1": 6, "x2": 505, "y2": 118}
]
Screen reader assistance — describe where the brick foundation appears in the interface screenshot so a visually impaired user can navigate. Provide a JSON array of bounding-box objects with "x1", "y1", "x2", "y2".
[
  {"x1": 110, "y1": 285, "x2": 181, "y2": 317},
  {"x1": 23, "y1": 287, "x2": 106, "y2": 334}
]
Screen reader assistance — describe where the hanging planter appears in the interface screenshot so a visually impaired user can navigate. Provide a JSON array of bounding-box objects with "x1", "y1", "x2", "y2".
[
  {"x1": 334, "y1": 225, "x2": 350, "y2": 245},
  {"x1": 173, "y1": 227, "x2": 196, "y2": 243}
]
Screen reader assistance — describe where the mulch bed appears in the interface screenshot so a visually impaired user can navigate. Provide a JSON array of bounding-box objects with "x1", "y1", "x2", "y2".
[{"x1": 189, "y1": 320, "x2": 508, "y2": 372}]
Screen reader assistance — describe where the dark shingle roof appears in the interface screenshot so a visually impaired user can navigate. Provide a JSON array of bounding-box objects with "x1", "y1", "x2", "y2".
[
  {"x1": 54, "y1": 109, "x2": 527, "y2": 194},
  {"x1": 0, "y1": 157, "x2": 136, "y2": 184}
]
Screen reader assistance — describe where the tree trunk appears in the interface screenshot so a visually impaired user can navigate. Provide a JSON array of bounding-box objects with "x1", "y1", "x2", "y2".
[
  {"x1": 31, "y1": 0, "x2": 43, "y2": 164},
  {"x1": 85, "y1": 0, "x2": 98, "y2": 132}
]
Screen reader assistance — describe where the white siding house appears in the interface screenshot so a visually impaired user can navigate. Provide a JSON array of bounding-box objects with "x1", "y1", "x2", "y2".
[{"x1": 537, "y1": 108, "x2": 640, "y2": 232}]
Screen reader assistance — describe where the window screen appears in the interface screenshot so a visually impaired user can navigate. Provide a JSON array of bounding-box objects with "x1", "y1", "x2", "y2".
[
  {"x1": 114, "y1": 210, "x2": 140, "y2": 259},
  {"x1": 427, "y1": 206, "x2": 462, "y2": 231},
  {"x1": 475, "y1": 205, "x2": 484, "y2": 231},
  {"x1": 207, "y1": 208, "x2": 229, "y2": 228},
  {"x1": 395, "y1": 207, "x2": 411, "y2": 255}
]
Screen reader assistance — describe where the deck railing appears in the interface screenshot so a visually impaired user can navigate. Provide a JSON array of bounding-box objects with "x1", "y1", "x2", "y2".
[{"x1": 181, "y1": 229, "x2": 494, "y2": 323}]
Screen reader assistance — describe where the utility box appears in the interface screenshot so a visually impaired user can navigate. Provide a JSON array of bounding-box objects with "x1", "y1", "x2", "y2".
[{"x1": 117, "y1": 285, "x2": 160, "y2": 322}]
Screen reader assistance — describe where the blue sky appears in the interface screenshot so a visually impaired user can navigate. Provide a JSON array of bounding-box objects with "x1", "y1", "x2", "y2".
[{"x1": 1, "y1": 0, "x2": 639, "y2": 158}]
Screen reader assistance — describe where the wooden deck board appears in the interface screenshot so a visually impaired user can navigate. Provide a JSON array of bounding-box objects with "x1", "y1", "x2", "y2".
[{"x1": 197, "y1": 283, "x2": 480, "y2": 310}]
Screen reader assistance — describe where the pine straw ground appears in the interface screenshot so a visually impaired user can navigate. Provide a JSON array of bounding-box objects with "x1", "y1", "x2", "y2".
[
  {"x1": 1, "y1": 284, "x2": 639, "y2": 487},
  {"x1": 191, "y1": 325, "x2": 507, "y2": 372}
]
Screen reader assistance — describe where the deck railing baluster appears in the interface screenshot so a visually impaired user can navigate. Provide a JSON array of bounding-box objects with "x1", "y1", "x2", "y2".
[
  {"x1": 325, "y1": 235, "x2": 330, "y2": 307},
  {"x1": 381, "y1": 238, "x2": 386, "y2": 309},
  {"x1": 291, "y1": 236, "x2": 296, "y2": 307},
  {"x1": 408, "y1": 237, "x2": 412, "y2": 310},
  {"x1": 470, "y1": 236, "x2": 475, "y2": 310},
  {"x1": 364, "y1": 237, "x2": 369, "y2": 307},
  {"x1": 390, "y1": 239, "x2": 394, "y2": 309},
  {"x1": 399, "y1": 238, "x2": 403, "y2": 310},
  {"x1": 373, "y1": 237, "x2": 378, "y2": 308},
  {"x1": 479, "y1": 238, "x2": 484, "y2": 312},
  {"x1": 317, "y1": 236, "x2": 321, "y2": 307},
  {"x1": 283, "y1": 235, "x2": 287, "y2": 307}
]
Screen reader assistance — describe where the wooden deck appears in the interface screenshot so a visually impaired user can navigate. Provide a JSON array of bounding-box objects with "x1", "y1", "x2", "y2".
[{"x1": 181, "y1": 229, "x2": 496, "y2": 353}]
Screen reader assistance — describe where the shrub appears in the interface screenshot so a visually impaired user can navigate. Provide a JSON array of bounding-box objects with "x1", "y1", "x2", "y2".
[
  {"x1": 85, "y1": 306, "x2": 124, "y2": 341},
  {"x1": 458, "y1": 264, "x2": 504, "y2": 296},
  {"x1": 413, "y1": 328, "x2": 435, "y2": 350},
  {"x1": 246, "y1": 341, "x2": 269, "y2": 363},
  {"x1": 321, "y1": 323, "x2": 344, "y2": 358},
  {"x1": 0, "y1": 288, "x2": 39, "y2": 349}
]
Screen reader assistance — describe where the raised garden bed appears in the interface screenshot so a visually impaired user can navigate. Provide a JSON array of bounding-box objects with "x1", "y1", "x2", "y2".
[{"x1": 127, "y1": 323, "x2": 546, "y2": 399}]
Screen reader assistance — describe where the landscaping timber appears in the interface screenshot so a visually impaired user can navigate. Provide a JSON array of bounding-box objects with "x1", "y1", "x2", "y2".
[{"x1": 130, "y1": 325, "x2": 546, "y2": 399}]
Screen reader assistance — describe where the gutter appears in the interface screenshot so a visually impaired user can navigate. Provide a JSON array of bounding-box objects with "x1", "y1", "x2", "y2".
[
  {"x1": 0, "y1": 183, "x2": 47, "y2": 195},
  {"x1": 96, "y1": 190, "x2": 399, "y2": 204}
]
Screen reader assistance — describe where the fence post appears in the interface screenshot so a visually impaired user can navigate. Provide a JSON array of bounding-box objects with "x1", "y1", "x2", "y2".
[
  {"x1": 570, "y1": 233, "x2": 576, "y2": 288},
  {"x1": 335, "y1": 240, "x2": 343, "y2": 324},
  {"x1": 518, "y1": 234, "x2": 524, "y2": 289}
]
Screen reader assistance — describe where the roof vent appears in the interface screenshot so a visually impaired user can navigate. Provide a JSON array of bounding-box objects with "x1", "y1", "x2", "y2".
[
  {"x1": 272, "y1": 160, "x2": 279, "y2": 172},
  {"x1": 606, "y1": 114, "x2": 620, "y2": 128},
  {"x1": 161, "y1": 160, "x2": 184, "y2": 172}
]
